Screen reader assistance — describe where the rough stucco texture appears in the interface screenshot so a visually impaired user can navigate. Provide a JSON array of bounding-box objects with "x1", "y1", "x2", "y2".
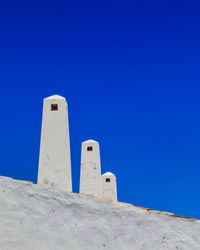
[
  {"x1": 101, "y1": 173, "x2": 117, "y2": 202},
  {"x1": 0, "y1": 176, "x2": 200, "y2": 250},
  {"x1": 37, "y1": 95, "x2": 72, "y2": 192},
  {"x1": 80, "y1": 140, "x2": 102, "y2": 197}
]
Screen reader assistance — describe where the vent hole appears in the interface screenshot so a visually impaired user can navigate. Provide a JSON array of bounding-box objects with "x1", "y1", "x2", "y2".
[
  {"x1": 51, "y1": 104, "x2": 58, "y2": 111},
  {"x1": 87, "y1": 146, "x2": 93, "y2": 151},
  {"x1": 106, "y1": 178, "x2": 110, "y2": 183}
]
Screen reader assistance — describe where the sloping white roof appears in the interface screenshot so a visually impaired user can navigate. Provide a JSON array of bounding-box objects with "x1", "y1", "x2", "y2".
[{"x1": 1, "y1": 176, "x2": 200, "y2": 250}]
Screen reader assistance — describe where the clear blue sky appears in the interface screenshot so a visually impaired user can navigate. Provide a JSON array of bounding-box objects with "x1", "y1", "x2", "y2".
[{"x1": 0, "y1": 0, "x2": 200, "y2": 218}]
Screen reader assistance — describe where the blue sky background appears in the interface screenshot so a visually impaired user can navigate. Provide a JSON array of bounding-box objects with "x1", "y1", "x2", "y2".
[{"x1": 0, "y1": 0, "x2": 200, "y2": 218}]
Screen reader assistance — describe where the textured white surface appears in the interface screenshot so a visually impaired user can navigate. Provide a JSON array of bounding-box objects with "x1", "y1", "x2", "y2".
[
  {"x1": 45, "y1": 95, "x2": 65, "y2": 100},
  {"x1": 0, "y1": 176, "x2": 200, "y2": 250},
  {"x1": 80, "y1": 140, "x2": 102, "y2": 197},
  {"x1": 37, "y1": 95, "x2": 72, "y2": 192},
  {"x1": 101, "y1": 172, "x2": 117, "y2": 201}
]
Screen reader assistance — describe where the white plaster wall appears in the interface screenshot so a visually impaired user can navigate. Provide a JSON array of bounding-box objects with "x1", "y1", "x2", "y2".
[
  {"x1": 79, "y1": 140, "x2": 102, "y2": 197},
  {"x1": 101, "y1": 172, "x2": 117, "y2": 201},
  {"x1": 37, "y1": 95, "x2": 72, "y2": 192},
  {"x1": 1, "y1": 176, "x2": 200, "y2": 250}
]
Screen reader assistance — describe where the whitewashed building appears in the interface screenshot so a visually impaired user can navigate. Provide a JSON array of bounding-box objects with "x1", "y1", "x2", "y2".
[
  {"x1": 79, "y1": 139, "x2": 102, "y2": 197},
  {"x1": 37, "y1": 95, "x2": 72, "y2": 192},
  {"x1": 101, "y1": 172, "x2": 117, "y2": 201}
]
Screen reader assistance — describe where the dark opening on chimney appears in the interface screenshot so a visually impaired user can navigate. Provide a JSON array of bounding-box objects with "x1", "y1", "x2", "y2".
[
  {"x1": 87, "y1": 146, "x2": 93, "y2": 151},
  {"x1": 51, "y1": 104, "x2": 58, "y2": 111}
]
